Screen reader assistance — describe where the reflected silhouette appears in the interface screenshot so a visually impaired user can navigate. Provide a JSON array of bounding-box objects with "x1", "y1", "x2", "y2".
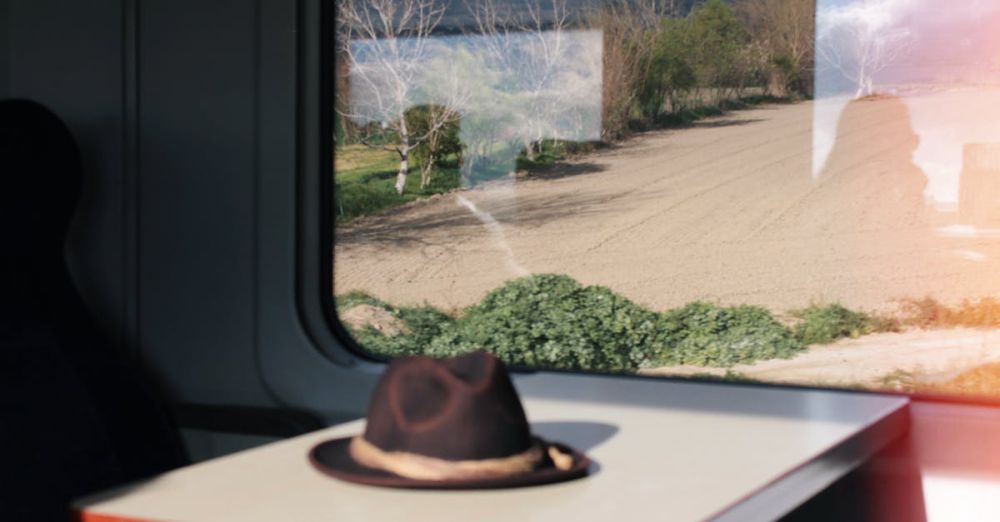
[
  {"x1": 959, "y1": 144, "x2": 1000, "y2": 227},
  {"x1": 817, "y1": 95, "x2": 928, "y2": 232},
  {"x1": 743, "y1": 93, "x2": 950, "y2": 313}
]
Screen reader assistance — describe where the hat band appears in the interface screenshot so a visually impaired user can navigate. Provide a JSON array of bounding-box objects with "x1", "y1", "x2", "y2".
[{"x1": 350, "y1": 437, "x2": 563, "y2": 481}]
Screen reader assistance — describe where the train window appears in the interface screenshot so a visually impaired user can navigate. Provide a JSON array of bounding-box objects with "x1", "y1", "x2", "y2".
[{"x1": 330, "y1": 0, "x2": 1000, "y2": 400}]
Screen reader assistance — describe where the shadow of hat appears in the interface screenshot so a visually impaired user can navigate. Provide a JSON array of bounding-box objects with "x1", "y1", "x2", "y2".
[{"x1": 309, "y1": 351, "x2": 590, "y2": 489}]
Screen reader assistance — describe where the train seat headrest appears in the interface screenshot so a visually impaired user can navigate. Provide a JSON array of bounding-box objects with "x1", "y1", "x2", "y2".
[{"x1": 0, "y1": 99, "x2": 83, "y2": 259}]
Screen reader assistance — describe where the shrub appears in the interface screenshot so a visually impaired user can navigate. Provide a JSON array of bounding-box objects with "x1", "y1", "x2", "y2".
[
  {"x1": 335, "y1": 290, "x2": 385, "y2": 311},
  {"x1": 876, "y1": 369, "x2": 917, "y2": 393},
  {"x1": 424, "y1": 275, "x2": 664, "y2": 373},
  {"x1": 344, "y1": 276, "x2": 813, "y2": 372},
  {"x1": 514, "y1": 140, "x2": 601, "y2": 173},
  {"x1": 334, "y1": 166, "x2": 461, "y2": 221},
  {"x1": 900, "y1": 296, "x2": 1000, "y2": 328},
  {"x1": 353, "y1": 306, "x2": 455, "y2": 357},
  {"x1": 344, "y1": 300, "x2": 456, "y2": 358},
  {"x1": 404, "y1": 104, "x2": 463, "y2": 188},
  {"x1": 337, "y1": 291, "x2": 456, "y2": 356},
  {"x1": 335, "y1": 180, "x2": 407, "y2": 220},
  {"x1": 654, "y1": 302, "x2": 803, "y2": 367},
  {"x1": 643, "y1": 17, "x2": 699, "y2": 118},
  {"x1": 793, "y1": 303, "x2": 898, "y2": 345}
]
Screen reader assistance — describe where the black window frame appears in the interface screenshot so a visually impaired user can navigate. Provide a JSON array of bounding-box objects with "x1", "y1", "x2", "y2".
[{"x1": 310, "y1": 0, "x2": 1000, "y2": 408}]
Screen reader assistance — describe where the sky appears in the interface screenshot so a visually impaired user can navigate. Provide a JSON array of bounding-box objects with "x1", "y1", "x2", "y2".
[
  {"x1": 347, "y1": 0, "x2": 1000, "y2": 208},
  {"x1": 348, "y1": 29, "x2": 603, "y2": 183},
  {"x1": 817, "y1": 0, "x2": 1000, "y2": 89},
  {"x1": 814, "y1": 0, "x2": 1000, "y2": 207}
]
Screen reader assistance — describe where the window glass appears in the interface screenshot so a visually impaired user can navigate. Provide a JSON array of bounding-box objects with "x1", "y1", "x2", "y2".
[{"x1": 333, "y1": 0, "x2": 1000, "y2": 399}]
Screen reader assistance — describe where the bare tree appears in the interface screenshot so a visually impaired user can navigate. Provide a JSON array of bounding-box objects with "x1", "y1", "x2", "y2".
[
  {"x1": 467, "y1": 0, "x2": 576, "y2": 160},
  {"x1": 586, "y1": 0, "x2": 662, "y2": 140},
  {"x1": 337, "y1": 0, "x2": 465, "y2": 194},
  {"x1": 737, "y1": 0, "x2": 814, "y2": 97},
  {"x1": 817, "y1": 1, "x2": 912, "y2": 99}
]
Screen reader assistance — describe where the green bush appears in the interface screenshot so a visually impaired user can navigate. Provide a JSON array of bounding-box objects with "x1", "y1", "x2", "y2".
[
  {"x1": 687, "y1": 0, "x2": 751, "y2": 90},
  {"x1": 334, "y1": 166, "x2": 461, "y2": 221},
  {"x1": 514, "y1": 139, "x2": 600, "y2": 173},
  {"x1": 654, "y1": 302, "x2": 803, "y2": 367},
  {"x1": 404, "y1": 104, "x2": 462, "y2": 178},
  {"x1": 339, "y1": 294, "x2": 456, "y2": 357},
  {"x1": 335, "y1": 291, "x2": 386, "y2": 310},
  {"x1": 353, "y1": 306, "x2": 455, "y2": 357},
  {"x1": 643, "y1": 17, "x2": 699, "y2": 118},
  {"x1": 344, "y1": 275, "x2": 816, "y2": 372},
  {"x1": 793, "y1": 303, "x2": 898, "y2": 345},
  {"x1": 335, "y1": 179, "x2": 408, "y2": 220},
  {"x1": 425, "y1": 275, "x2": 664, "y2": 372}
]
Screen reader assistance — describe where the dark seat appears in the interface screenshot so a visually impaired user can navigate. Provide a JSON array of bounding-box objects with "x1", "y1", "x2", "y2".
[{"x1": 0, "y1": 100, "x2": 187, "y2": 521}]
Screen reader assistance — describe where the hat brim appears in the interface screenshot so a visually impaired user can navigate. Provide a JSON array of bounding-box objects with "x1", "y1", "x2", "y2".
[{"x1": 309, "y1": 436, "x2": 590, "y2": 489}]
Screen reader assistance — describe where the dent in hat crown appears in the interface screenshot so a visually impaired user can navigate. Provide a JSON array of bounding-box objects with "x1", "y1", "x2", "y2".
[{"x1": 362, "y1": 351, "x2": 533, "y2": 461}]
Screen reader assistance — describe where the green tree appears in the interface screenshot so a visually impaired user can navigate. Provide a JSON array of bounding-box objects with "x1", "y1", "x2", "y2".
[
  {"x1": 643, "y1": 17, "x2": 699, "y2": 116},
  {"x1": 404, "y1": 105, "x2": 463, "y2": 189},
  {"x1": 688, "y1": 0, "x2": 752, "y2": 100},
  {"x1": 737, "y1": 0, "x2": 815, "y2": 97}
]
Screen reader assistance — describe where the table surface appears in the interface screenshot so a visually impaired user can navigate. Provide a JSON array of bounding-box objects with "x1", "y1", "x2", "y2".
[{"x1": 75, "y1": 375, "x2": 910, "y2": 522}]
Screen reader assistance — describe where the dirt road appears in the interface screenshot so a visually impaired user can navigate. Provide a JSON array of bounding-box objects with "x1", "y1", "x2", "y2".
[
  {"x1": 335, "y1": 95, "x2": 1000, "y2": 314},
  {"x1": 641, "y1": 328, "x2": 1000, "y2": 389}
]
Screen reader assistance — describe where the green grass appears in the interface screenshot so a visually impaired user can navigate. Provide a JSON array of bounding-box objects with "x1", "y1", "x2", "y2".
[
  {"x1": 334, "y1": 145, "x2": 399, "y2": 178},
  {"x1": 792, "y1": 303, "x2": 900, "y2": 345},
  {"x1": 656, "y1": 302, "x2": 803, "y2": 367},
  {"x1": 722, "y1": 369, "x2": 752, "y2": 381},
  {"x1": 335, "y1": 139, "x2": 607, "y2": 221},
  {"x1": 789, "y1": 297, "x2": 1000, "y2": 346},
  {"x1": 334, "y1": 144, "x2": 462, "y2": 221},
  {"x1": 646, "y1": 95, "x2": 790, "y2": 129},
  {"x1": 338, "y1": 281, "x2": 1000, "y2": 377},
  {"x1": 514, "y1": 140, "x2": 604, "y2": 173},
  {"x1": 335, "y1": 95, "x2": 793, "y2": 221},
  {"x1": 423, "y1": 274, "x2": 664, "y2": 372},
  {"x1": 335, "y1": 290, "x2": 388, "y2": 311},
  {"x1": 338, "y1": 275, "x2": 807, "y2": 373},
  {"x1": 653, "y1": 105, "x2": 723, "y2": 127},
  {"x1": 336, "y1": 285, "x2": 1000, "y2": 382},
  {"x1": 876, "y1": 369, "x2": 917, "y2": 392},
  {"x1": 337, "y1": 291, "x2": 456, "y2": 357},
  {"x1": 720, "y1": 94, "x2": 788, "y2": 110},
  {"x1": 688, "y1": 370, "x2": 753, "y2": 382},
  {"x1": 515, "y1": 149, "x2": 564, "y2": 171}
]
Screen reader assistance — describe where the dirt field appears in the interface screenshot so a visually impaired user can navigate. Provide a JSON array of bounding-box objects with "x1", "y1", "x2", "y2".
[
  {"x1": 641, "y1": 328, "x2": 1000, "y2": 389},
  {"x1": 335, "y1": 94, "x2": 1000, "y2": 314}
]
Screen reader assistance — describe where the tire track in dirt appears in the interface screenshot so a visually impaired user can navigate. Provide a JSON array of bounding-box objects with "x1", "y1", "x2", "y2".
[{"x1": 334, "y1": 97, "x2": 1000, "y2": 313}]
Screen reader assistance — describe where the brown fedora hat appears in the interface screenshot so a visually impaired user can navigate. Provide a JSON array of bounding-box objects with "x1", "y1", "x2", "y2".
[{"x1": 309, "y1": 351, "x2": 590, "y2": 489}]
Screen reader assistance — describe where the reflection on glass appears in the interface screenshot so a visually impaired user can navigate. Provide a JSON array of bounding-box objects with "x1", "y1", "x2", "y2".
[{"x1": 334, "y1": 0, "x2": 1000, "y2": 400}]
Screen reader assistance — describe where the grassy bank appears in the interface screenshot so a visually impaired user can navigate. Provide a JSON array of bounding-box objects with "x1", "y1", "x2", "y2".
[
  {"x1": 335, "y1": 96, "x2": 794, "y2": 222},
  {"x1": 337, "y1": 275, "x2": 1000, "y2": 400},
  {"x1": 873, "y1": 363, "x2": 1000, "y2": 397},
  {"x1": 637, "y1": 94, "x2": 793, "y2": 130},
  {"x1": 336, "y1": 274, "x2": 893, "y2": 374},
  {"x1": 334, "y1": 145, "x2": 462, "y2": 222},
  {"x1": 334, "y1": 140, "x2": 598, "y2": 222}
]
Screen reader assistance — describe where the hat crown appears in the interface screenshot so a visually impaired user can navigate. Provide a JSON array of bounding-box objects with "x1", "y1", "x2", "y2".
[{"x1": 363, "y1": 351, "x2": 532, "y2": 461}]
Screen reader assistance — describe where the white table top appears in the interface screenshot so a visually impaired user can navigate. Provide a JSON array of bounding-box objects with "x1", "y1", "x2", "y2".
[{"x1": 75, "y1": 376, "x2": 909, "y2": 522}]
